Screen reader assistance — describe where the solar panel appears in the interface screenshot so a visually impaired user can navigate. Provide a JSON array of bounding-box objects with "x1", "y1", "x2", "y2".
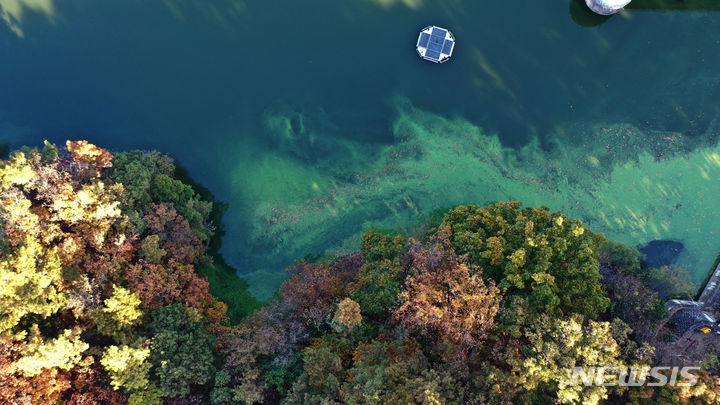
[
  {"x1": 425, "y1": 49, "x2": 441, "y2": 60},
  {"x1": 431, "y1": 27, "x2": 447, "y2": 37},
  {"x1": 418, "y1": 32, "x2": 430, "y2": 48},
  {"x1": 441, "y1": 40, "x2": 454, "y2": 55},
  {"x1": 429, "y1": 35, "x2": 444, "y2": 45},
  {"x1": 427, "y1": 41, "x2": 443, "y2": 53}
]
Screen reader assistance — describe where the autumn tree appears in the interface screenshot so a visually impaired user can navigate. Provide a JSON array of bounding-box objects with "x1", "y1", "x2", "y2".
[
  {"x1": 0, "y1": 236, "x2": 67, "y2": 334},
  {"x1": 302, "y1": 345, "x2": 343, "y2": 392},
  {"x1": 0, "y1": 336, "x2": 72, "y2": 405},
  {"x1": 600, "y1": 265, "x2": 667, "y2": 344},
  {"x1": 143, "y1": 203, "x2": 204, "y2": 264},
  {"x1": 0, "y1": 141, "x2": 242, "y2": 403},
  {"x1": 123, "y1": 260, "x2": 212, "y2": 311},
  {"x1": 394, "y1": 237, "x2": 501, "y2": 348},
  {"x1": 628, "y1": 369, "x2": 720, "y2": 404},
  {"x1": 66, "y1": 361, "x2": 129, "y2": 405},
  {"x1": 93, "y1": 285, "x2": 144, "y2": 343},
  {"x1": 281, "y1": 254, "x2": 361, "y2": 326},
  {"x1": 66, "y1": 140, "x2": 113, "y2": 173},
  {"x1": 11, "y1": 326, "x2": 89, "y2": 377},
  {"x1": 480, "y1": 314, "x2": 653, "y2": 405},
  {"x1": 100, "y1": 344, "x2": 152, "y2": 393},
  {"x1": 330, "y1": 298, "x2": 362, "y2": 334}
]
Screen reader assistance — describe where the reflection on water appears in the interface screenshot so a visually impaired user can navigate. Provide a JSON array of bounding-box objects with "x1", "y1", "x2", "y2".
[
  {"x1": 1, "y1": 0, "x2": 719, "y2": 297},
  {"x1": 370, "y1": 0, "x2": 424, "y2": 10},
  {"x1": 0, "y1": 0, "x2": 55, "y2": 37}
]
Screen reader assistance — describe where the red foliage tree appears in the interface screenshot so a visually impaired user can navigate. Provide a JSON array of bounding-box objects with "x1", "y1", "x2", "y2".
[
  {"x1": 221, "y1": 301, "x2": 308, "y2": 404},
  {"x1": 144, "y1": 203, "x2": 204, "y2": 264},
  {"x1": 66, "y1": 363, "x2": 128, "y2": 405},
  {"x1": 280, "y1": 253, "x2": 362, "y2": 325},
  {"x1": 0, "y1": 337, "x2": 72, "y2": 405},
  {"x1": 123, "y1": 260, "x2": 212, "y2": 311}
]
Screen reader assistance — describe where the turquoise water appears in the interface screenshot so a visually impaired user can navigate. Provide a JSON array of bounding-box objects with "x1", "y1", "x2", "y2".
[{"x1": 2, "y1": 0, "x2": 720, "y2": 298}]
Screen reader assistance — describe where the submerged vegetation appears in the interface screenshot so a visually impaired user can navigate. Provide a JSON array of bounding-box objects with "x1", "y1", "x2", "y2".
[
  {"x1": 237, "y1": 99, "x2": 720, "y2": 298},
  {"x1": 0, "y1": 141, "x2": 718, "y2": 404}
]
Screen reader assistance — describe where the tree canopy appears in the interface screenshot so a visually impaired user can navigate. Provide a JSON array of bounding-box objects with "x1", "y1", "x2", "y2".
[
  {"x1": 0, "y1": 141, "x2": 256, "y2": 404},
  {"x1": 1, "y1": 141, "x2": 714, "y2": 404}
]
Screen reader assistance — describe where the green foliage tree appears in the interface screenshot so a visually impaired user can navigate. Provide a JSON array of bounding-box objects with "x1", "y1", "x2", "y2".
[
  {"x1": 646, "y1": 265, "x2": 696, "y2": 300},
  {"x1": 41, "y1": 140, "x2": 58, "y2": 163},
  {"x1": 148, "y1": 304, "x2": 217, "y2": 397},
  {"x1": 441, "y1": 201, "x2": 609, "y2": 319},
  {"x1": 359, "y1": 230, "x2": 405, "y2": 262},
  {"x1": 149, "y1": 174, "x2": 195, "y2": 209},
  {"x1": 302, "y1": 345, "x2": 343, "y2": 392},
  {"x1": 351, "y1": 231, "x2": 406, "y2": 316},
  {"x1": 598, "y1": 240, "x2": 644, "y2": 274},
  {"x1": 351, "y1": 258, "x2": 403, "y2": 316},
  {"x1": 128, "y1": 384, "x2": 163, "y2": 405},
  {"x1": 139, "y1": 235, "x2": 167, "y2": 264},
  {"x1": 340, "y1": 339, "x2": 460, "y2": 405},
  {"x1": 105, "y1": 150, "x2": 175, "y2": 212}
]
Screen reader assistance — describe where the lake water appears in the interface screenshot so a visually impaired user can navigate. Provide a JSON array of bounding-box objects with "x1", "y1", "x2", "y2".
[{"x1": 2, "y1": 0, "x2": 720, "y2": 298}]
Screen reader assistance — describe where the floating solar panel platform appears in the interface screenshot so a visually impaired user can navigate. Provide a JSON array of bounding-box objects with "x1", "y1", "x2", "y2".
[{"x1": 416, "y1": 26, "x2": 455, "y2": 63}]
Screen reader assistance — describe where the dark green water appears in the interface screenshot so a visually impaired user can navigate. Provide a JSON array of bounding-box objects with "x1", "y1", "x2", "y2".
[{"x1": 2, "y1": 0, "x2": 720, "y2": 297}]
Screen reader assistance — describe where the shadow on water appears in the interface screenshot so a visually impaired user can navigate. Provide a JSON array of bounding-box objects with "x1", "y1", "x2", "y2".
[
  {"x1": 569, "y1": 0, "x2": 613, "y2": 27},
  {"x1": 570, "y1": 0, "x2": 720, "y2": 27},
  {"x1": 0, "y1": 141, "x2": 9, "y2": 158}
]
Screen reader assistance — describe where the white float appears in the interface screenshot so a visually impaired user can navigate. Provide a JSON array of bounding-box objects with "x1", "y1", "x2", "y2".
[
  {"x1": 416, "y1": 26, "x2": 455, "y2": 64},
  {"x1": 585, "y1": 0, "x2": 632, "y2": 15}
]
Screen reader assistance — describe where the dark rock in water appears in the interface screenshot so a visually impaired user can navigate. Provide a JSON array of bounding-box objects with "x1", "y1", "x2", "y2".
[{"x1": 638, "y1": 240, "x2": 684, "y2": 268}]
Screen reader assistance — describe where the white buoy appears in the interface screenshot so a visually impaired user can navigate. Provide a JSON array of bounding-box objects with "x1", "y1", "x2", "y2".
[{"x1": 585, "y1": 0, "x2": 632, "y2": 15}]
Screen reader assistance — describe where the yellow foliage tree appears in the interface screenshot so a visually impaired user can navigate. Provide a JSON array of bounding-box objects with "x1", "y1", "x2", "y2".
[
  {"x1": 93, "y1": 285, "x2": 143, "y2": 343},
  {"x1": 0, "y1": 236, "x2": 67, "y2": 334},
  {"x1": 330, "y1": 298, "x2": 362, "y2": 334},
  {"x1": 11, "y1": 326, "x2": 89, "y2": 377},
  {"x1": 0, "y1": 152, "x2": 35, "y2": 189},
  {"x1": 66, "y1": 140, "x2": 113, "y2": 172},
  {"x1": 100, "y1": 345, "x2": 152, "y2": 393},
  {"x1": 519, "y1": 315, "x2": 634, "y2": 405}
]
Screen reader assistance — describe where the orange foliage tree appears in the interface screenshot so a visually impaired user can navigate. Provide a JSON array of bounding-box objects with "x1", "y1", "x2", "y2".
[{"x1": 393, "y1": 235, "x2": 502, "y2": 348}]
